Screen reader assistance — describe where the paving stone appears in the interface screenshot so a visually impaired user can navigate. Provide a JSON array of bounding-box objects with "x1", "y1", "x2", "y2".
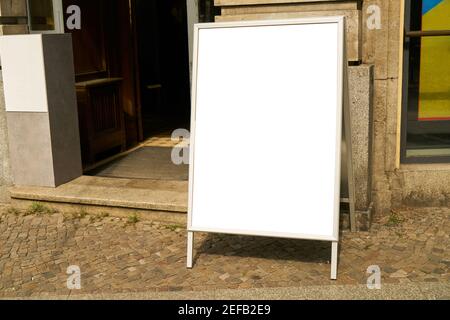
[
  {"x1": 390, "y1": 270, "x2": 408, "y2": 278},
  {"x1": 0, "y1": 207, "x2": 448, "y2": 297}
]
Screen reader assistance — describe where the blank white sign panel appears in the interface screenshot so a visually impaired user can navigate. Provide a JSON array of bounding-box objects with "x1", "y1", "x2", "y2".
[{"x1": 189, "y1": 18, "x2": 344, "y2": 241}]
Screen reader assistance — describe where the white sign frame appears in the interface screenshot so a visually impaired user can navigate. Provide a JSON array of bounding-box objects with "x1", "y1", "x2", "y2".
[{"x1": 187, "y1": 16, "x2": 348, "y2": 280}]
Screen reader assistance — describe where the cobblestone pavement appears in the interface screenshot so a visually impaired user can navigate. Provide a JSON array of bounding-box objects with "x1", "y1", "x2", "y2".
[{"x1": 0, "y1": 206, "x2": 448, "y2": 298}]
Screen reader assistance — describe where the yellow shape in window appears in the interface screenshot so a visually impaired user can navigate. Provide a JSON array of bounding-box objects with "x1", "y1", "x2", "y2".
[{"x1": 418, "y1": 0, "x2": 450, "y2": 121}]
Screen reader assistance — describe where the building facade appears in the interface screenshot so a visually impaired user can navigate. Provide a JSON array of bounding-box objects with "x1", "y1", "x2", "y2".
[{"x1": 1, "y1": 0, "x2": 449, "y2": 226}]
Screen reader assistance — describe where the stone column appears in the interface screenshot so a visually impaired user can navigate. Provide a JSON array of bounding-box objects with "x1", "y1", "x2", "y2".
[
  {"x1": 348, "y1": 65, "x2": 374, "y2": 230},
  {"x1": 0, "y1": 0, "x2": 29, "y2": 202}
]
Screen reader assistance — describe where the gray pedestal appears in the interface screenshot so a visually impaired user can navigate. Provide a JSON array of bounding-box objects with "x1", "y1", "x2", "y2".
[{"x1": 0, "y1": 34, "x2": 82, "y2": 187}]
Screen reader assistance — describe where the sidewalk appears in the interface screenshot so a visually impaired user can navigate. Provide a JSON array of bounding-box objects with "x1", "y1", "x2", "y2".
[
  {"x1": 6, "y1": 283, "x2": 449, "y2": 300},
  {"x1": 0, "y1": 206, "x2": 448, "y2": 299}
]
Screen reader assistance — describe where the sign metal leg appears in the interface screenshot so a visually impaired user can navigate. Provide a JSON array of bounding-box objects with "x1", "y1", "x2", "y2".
[
  {"x1": 187, "y1": 231, "x2": 194, "y2": 269},
  {"x1": 343, "y1": 45, "x2": 357, "y2": 233},
  {"x1": 331, "y1": 241, "x2": 339, "y2": 280}
]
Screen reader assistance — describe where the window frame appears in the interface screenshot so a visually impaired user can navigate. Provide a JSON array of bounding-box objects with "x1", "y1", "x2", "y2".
[
  {"x1": 26, "y1": 0, "x2": 64, "y2": 34},
  {"x1": 400, "y1": 0, "x2": 450, "y2": 164}
]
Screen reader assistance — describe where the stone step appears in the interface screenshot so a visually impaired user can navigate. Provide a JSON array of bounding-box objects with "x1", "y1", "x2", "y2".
[
  {"x1": 9, "y1": 175, "x2": 357, "y2": 231},
  {"x1": 9, "y1": 175, "x2": 188, "y2": 224}
]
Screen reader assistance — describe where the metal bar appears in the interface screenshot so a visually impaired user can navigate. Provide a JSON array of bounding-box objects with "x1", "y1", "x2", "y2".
[
  {"x1": 0, "y1": 16, "x2": 28, "y2": 25},
  {"x1": 331, "y1": 242, "x2": 339, "y2": 280},
  {"x1": 187, "y1": 231, "x2": 194, "y2": 269},
  {"x1": 405, "y1": 30, "x2": 450, "y2": 37}
]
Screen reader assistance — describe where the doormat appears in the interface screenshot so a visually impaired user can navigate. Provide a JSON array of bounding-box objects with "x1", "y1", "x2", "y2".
[{"x1": 87, "y1": 147, "x2": 189, "y2": 181}]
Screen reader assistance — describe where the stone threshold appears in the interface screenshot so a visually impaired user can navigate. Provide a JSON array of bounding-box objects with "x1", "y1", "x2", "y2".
[
  {"x1": 8, "y1": 175, "x2": 370, "y2": 231},
  {"x1": 9, "y1": 176, "x2": 188, "y2": 222}
]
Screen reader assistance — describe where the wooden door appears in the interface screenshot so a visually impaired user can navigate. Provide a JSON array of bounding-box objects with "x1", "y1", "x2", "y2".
[{"x1": 62, "y1": 0, "x2": 142, "y2": 165}]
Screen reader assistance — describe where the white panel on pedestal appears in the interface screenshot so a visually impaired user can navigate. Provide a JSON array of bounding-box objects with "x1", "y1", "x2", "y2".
[{"x1": 0, "y1": 35, "x2": 48, "y2": 113}]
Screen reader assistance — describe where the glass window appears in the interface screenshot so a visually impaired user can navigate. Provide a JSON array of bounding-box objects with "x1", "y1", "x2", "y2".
[
  {"x1": 199, "y1": 0, "x2": 219, "y2": 23},
  {"x1": 402, "y1": 0, "x2": 450, "y2": 162},
  {"x1": 27, "y1": 0, "x2": 63, "y2": 33}
]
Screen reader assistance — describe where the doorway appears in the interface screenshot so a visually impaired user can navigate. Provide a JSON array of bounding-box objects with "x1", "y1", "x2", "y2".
[
  {"x1": 135, "y1": 0, "x2": 192, "y2": 139},
  {"x1": 85, "y1": 0, "x2": 194, "y2": 181},
  {"x1": 61, "y1": 0, "x2": 194, "y2": 169}
]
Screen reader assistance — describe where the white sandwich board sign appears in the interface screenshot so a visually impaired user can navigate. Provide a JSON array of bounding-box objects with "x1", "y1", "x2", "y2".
[{"x1": 187, "y1": 16, "x2": 351, "y2": 280}]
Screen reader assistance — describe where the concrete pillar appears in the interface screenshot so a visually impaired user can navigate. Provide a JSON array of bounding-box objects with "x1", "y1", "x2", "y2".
[{"x1": 348, "y1": 64, "x2": 374, "y2": 230}]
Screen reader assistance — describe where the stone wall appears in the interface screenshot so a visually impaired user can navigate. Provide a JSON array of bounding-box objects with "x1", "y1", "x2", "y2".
[
  {"x1": 362, "y1": 1, "x2": 450, "y2": 212},
  {"x1": 361, "y1": 0, "x2": 402, "y2": 215},
  {"x1": 0, "y1": 0, "x2": 28, "y2": 35},
  {"x1": 0, "y1": 0, "x2": 28, "y2": 203},
  {"x1": 215, "y1": 0, "x2": 362, "y2": 62}
]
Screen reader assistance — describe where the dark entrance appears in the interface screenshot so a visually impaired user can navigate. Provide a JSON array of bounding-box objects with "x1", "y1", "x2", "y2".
[{"x1": 135, "y1": 0, "x2": 191, "y2": 139}]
